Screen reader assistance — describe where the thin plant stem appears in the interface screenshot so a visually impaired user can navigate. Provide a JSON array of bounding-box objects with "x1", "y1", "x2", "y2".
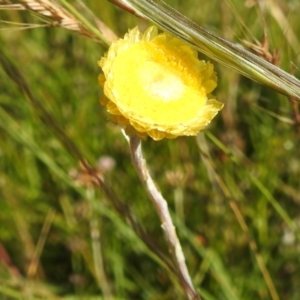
[
  {"x1": 59, "y1": 0, "x2": 111, "y2": 46},
  {"x1": 87, "y1": 188, "x2": 113, "y2": 300},
  {"x1": 129, "y1": 135, "x2": 200, "y2": 300},
  {"x1": 27, "y1": 209, "x2": 55, "y2": 278}
]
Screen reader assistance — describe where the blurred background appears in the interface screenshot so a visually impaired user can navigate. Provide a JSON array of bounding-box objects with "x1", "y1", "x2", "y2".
[{"x1": 0, "y1": 0, "x2": 300, "y2": 299}]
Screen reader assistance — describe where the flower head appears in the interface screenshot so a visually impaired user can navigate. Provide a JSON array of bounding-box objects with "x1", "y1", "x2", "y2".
[{"x1": 98, "y1": 26, "x2": 223, "y2": 140}]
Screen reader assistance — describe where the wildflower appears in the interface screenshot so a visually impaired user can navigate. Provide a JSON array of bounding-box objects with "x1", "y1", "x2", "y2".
[{"x1": 98, "y1": 26, "x2": 223, "y2": 140}]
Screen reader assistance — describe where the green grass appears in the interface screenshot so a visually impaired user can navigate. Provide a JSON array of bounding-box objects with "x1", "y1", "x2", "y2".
[{"x1": 0, "y1": 0, "x2": 300, "y2": 299}]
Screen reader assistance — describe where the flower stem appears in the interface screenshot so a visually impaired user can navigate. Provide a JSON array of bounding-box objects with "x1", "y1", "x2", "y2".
[{"x1": 129, "y1": 135, "x2": 200, "y2": 300}]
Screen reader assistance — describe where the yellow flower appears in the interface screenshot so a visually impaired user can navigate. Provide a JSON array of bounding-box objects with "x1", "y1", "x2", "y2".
[{"x1": 98, "y1": 26, "x2": 223, "y2": 141}]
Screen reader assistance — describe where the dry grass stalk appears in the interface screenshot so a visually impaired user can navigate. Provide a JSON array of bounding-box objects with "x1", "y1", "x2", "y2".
[{"x1": 0, "y1": 0, "x2": 112, "y2": 42}]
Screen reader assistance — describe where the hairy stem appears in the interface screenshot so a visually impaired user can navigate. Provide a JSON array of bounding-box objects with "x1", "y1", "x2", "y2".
[{"x1": 129, "y1": 135, "x2": 200, "y2": 300}]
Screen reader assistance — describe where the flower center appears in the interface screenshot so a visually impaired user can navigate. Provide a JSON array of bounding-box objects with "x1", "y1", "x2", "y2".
[{"x1": 139, "y1": 62, "x2": 185, "y2": 101}]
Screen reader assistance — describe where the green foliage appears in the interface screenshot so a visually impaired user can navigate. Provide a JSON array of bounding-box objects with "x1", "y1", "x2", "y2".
[{"x1": 0, "y1": 0, "x2": 300, "y2": 299}]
